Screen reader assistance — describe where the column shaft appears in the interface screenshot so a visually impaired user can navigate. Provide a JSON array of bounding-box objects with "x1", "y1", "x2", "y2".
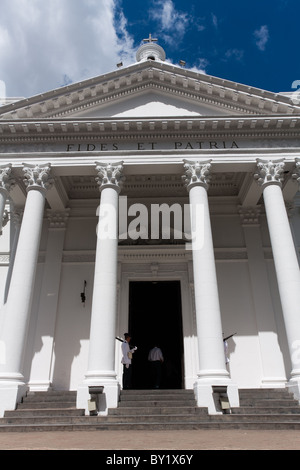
[
  {"x1": 77, "y1": 161, "x2": 123, "y2": 415},
  {"x1": 0, "y1": 188, "x2": 46, "y2": 376},
  {"x1": 0, "y1": 163, "x2": 53, "y2": 416},
  {"x1": 87, "y1": 187, "x2": 119, "y2": 377},
  {"x1": 189, "y1": 184, "x2": 228, "y2": 379},
  {"x1": 183, "y1": 160, "x2": 238, "y2": 413},
  {"x1": 255, "y1": 158, "x2": 300, "y2": 396},
  {"x1": 263, "y1": 183, "x2": 300, "y2": 377}
]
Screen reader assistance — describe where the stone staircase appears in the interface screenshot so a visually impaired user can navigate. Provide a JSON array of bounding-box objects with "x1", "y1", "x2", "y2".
[{"x1": 1, "y1": 388, "x2": 300, "y2": 431}]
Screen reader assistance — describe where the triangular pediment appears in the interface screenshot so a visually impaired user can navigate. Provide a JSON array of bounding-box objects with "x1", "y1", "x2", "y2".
[
  {"x1": 1, "y1": 60, "x2": 299, "y2": 120},
  {"x1": 70, "y1": 90, "x2": 233, "y2": 118}
]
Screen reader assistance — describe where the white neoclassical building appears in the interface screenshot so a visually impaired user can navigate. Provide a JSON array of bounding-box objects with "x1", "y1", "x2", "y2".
[{"x1": 0, "y1": 38, "x2": 300, "y2": 417}]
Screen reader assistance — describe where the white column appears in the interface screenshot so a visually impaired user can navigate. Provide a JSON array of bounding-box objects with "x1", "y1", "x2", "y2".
[
  {"x1": 28, "y1": 210, "x2": 69, "y2": 391},
  {"x1": 255, "y1": 158, "x2": 300, "y2": 399},
  {"x1": 0, "y1": 164, "x2": 15, "y2": 234},
  {"x1": 77, "y1": 161, "x2": 124, "y2": 415},
  {"x1": 239, "y1": 206, "x2": 287, "y2": 387},
  {"x1": 0, "y1": 163, "x2": 53, "y2": 417},
  {"x1": 183, "y1": 160, "x2": 238, "y2": 413}
]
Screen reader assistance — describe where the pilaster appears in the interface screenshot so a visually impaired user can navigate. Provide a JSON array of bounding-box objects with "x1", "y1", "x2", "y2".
[
  {"x1": 239, "y1": 205, "x2": 287, "y2": 387},
  {"x1": 28, "y1": 209, "x2": 69, "y2": 392}
]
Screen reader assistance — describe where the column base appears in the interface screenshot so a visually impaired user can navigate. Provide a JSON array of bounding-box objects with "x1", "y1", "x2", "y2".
[
  {"x1": 28, "y1": 380, "x2": 53, "y2": 392},
  {"x1": 286, "y1": 379, "x2": 300, "y2": 403},
  {"x1": 77, "y1": 373, "x2": 120, "y2": 416},
  {"x1": 261, "y1": 377, "x2": 287, "y2": 388},
  {"x1": 0, "y1": 380, "x2": 28, "y2": 417},
  {"x1": 193, "y1": 378, "x2": 239, "y2": 415}
]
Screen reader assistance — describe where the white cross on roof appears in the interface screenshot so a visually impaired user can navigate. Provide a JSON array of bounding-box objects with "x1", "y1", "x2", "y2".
[{"x1": 143, "y1": 34, "x2": 158, "y2": 43}]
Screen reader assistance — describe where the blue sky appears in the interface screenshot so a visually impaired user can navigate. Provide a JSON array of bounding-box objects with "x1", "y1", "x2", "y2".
[{"x1": 0, "y1": 0, "x2": 299, "y2": 99}]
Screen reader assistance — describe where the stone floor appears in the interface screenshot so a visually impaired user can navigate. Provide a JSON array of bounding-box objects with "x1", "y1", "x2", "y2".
[{"x1": 0, "y1": 429, "x2": 300, "y2": 450}]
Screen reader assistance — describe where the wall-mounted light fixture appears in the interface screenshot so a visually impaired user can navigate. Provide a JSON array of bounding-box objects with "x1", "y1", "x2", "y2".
[{"x1": 81, "y1": 280, "x2": 87, "y2": 305}]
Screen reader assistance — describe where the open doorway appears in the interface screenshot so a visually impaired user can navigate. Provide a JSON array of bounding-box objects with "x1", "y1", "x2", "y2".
[{"x1": 128, "y1": 281, "x2": 184, "y2": 389}]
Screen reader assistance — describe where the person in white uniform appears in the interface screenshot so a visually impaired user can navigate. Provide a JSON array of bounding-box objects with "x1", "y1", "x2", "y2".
[{"x1": 121, "y1": 333, "x2": 137, "y2": 389}]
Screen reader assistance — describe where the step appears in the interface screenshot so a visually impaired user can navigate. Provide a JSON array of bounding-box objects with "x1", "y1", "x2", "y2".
[
  {"x1": 118, "y1": 399, "x2": 197, "y2": 407},
  {"x1": 239, "y1": 398, "x2": 298, "y2": 407},
  {"x1": 108, "y1": 406, "x2": 208, "y2": 415},
  {"x1": 4, "y1": 408, "x2": 85, "y2": 418},
  {"x1": 17, "y1": 401, "x2": 77, "y2": 409},
  {"x1": 2, "y1": 420, "x2": 300, "y2": 432},
  {"x1": 232, "y1": 406, "x2": 300, "y2": 415}
]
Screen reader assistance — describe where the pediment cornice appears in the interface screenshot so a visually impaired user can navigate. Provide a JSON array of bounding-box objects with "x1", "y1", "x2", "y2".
[{"x1": 1, "y1": 60, "x2": 299, "y2": 120}]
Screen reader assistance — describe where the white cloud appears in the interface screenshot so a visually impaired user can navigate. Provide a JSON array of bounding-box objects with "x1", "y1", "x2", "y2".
[
  {"x1": 225, "y1": 49, "x2": 244, "y2": 61},
  {"x1": 150, "y1": 0, "x2": 189, "y2": 45},
  {"x1": 254, "y1": 25, "x2": 269, "y2": 51},
  {"x1": 0, "y1": 0, "x2": 136, "y2": 98},
  {"x1": 211, "y1": 13, "x2": 218, "y2": 29}
]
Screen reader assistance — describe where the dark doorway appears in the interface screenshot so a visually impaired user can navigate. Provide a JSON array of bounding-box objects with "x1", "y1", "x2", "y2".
[{"x1": 128, "y1": 281, "x2": 184, "y2": 389}]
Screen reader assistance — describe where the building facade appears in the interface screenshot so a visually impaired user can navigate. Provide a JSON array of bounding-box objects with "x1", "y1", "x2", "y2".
[{"x1": 0, "y1": 39, "x2": 300, "y2": 416}]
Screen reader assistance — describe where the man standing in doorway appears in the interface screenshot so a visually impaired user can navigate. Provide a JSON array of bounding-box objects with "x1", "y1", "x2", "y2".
[
  {"x1": 148, "y1": 344, "x2": 164, "y2": 388},
  {"x1": 121, "y1": 333, "x2": 137, "y2": 389}
]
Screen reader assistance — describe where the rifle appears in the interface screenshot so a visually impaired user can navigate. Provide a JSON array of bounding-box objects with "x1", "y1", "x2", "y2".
[
  {"x1": 115, "y1": 336, "x2": 125, "y2": 343},
  {"x1": 223, "y1": 333, "x2": 237, "y2": 342},
  {"x1": 116, "y1": 336, "x2": 137, "y2": 349}
]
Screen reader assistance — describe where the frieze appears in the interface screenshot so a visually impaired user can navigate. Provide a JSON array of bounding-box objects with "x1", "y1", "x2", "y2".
[{"x1": 1, "y1": 138, "x2": 300, "y2": 154}]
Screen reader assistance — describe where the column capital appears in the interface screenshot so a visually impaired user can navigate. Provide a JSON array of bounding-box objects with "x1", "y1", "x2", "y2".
[
  {"x1": 95, "y1": 161, "x2": 124, "y2": 193},
  {"x1": 47, "y1": 209, "x2": 70, "y2": 229},
  {"x1": 238, "y1": 205, "x2": 261, "y2": 226},
  {"x1": 0, "y1": 164, "x2": 16, "y2": 195},
  {"x1": 22, "y1": 163, "x2": 54, "y2": 193},
  {"x1": 182, "y1": 159, "x2": 212, "y2": 191},
  {"x1": 254, "y1": 158, "x2": 285, "y2": 188},
  {"x1": 292, "y1": 158, "x2": 300, "y2": 187}
]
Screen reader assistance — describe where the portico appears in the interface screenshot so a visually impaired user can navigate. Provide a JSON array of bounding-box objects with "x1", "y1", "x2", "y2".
[{"x1": 0, "y1": 39, "x2": 300, "y2": 417}]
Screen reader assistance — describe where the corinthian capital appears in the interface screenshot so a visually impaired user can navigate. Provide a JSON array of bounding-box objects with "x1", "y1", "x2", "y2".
[
  {"x1": 0, "y1": 164, "x2": 16, "y2": 194},
  {"x1": 182, "y1": 159, "x2": 212, "y2": 191},
  {"x1": 292, "y1": 158, "x2": 300, "y2": 187},
  {"x1": 23, "y1": 163, "x2": 54, "y2": 192},
  {"x1": 95, "y1": 161, "x2": 124, "y2": 193},
  {"x1": 254, "y1": 158, "x2": 285, "y2": 188}
]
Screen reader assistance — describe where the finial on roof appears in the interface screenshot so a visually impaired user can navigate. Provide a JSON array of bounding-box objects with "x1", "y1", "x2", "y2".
[
  {"x1": 143, "y1": 34, "x2": 158, "y2": 44},
  {"x1": 136, "y1": 35, "x2": 166, "y2": 62}
]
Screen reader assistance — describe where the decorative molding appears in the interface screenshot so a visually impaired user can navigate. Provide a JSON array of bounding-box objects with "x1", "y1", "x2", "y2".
[
  {"x1": 238, "y1": 205, "x2": 261, "y2": 226},
  {"x1": 254, "y1": 158, "x2": 285, "y2": 188},
  {"x1": 95, "y1": 161, "x2": 124, "y2": 193},
  {"x1": 60, "y1": 246, "x2": 248, "y2": 263},
  {"x1": 22, "y1": 163, "x2": 54, "y2": 192},
  {"x1": 182, "y1": 159, "x2": 212, "y2": 190},
  {"x1": 0, "y1": 164, "x2": 16, "y2": 193},
  {"x1": 47, "y1": 209, "x2": 70, "y2": 228},
  {"x1": 292, "y1": 158, "x2": 300, "y2": 188},
  {"x1": 2, "y1": 116, "x2": 300, "y2": 142}
]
